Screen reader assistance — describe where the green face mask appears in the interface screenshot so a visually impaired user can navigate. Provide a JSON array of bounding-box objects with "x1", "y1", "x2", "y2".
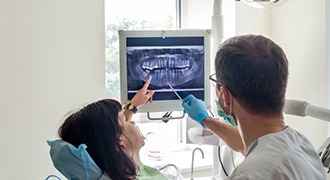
[{"x1": 215, "y1": 100, "x2": 237, "y2": 127}]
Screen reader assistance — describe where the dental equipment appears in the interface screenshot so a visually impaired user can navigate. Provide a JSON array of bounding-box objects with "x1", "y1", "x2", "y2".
[
  {"x1": 119, "y1": 29, "x2": 211, "y2": 113},
  {"x1": 157, "y1": 164, "x2": 183, "y2": 180},
  {"x1": 167, "y1": 82, "x2": 183, "y2": 101},
  {"x1": 158, "y1": 163, "x2": 179, "y2": 171},
  {"x1": 191, "y1": 147, "x2": 205, "y2": 180},
  {"x1": 235, "y1": 0, "x2": 290, "y2": 8},
  {"x1": 284, "y1": 99, "x2": 330, "y2": 122}
]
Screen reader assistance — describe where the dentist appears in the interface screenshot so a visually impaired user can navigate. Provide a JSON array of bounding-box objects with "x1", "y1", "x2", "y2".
[{"x1": 182, "y1": 35, "x2": 326, "y2": 179}]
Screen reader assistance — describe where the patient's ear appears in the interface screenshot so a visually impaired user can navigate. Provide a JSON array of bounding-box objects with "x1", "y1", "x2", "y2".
[{"x1": 119, "y1": 137, "x2": 126, "y2": 149}]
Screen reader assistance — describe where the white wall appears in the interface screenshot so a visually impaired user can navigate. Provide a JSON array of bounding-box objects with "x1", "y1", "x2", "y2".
[
  {"x1": 271, "y1": 0, "x2": 327, "y2": 149},
  {"x1": 235, "y1": 2, "x2": 271, "y2": 37},
  {"x1": 0, "y1": 0, "x2": 105, "y2": 179}
]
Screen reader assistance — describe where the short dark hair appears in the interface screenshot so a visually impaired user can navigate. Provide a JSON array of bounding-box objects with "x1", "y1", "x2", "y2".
[
  {"x1": 58, "y1": 99, "x2": 135, "y2": 180},
  {"x1": 215, "y1": 35, "x2": 288, "y2": 116}
]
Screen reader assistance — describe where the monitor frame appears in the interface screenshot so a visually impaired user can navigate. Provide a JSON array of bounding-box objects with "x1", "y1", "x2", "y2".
[{"x1": 119, "y1": 29, "x2": 211, "y2": 113}]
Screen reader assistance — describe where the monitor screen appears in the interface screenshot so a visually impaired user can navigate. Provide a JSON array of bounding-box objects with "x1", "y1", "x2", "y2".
[{"x1": 119, "y1": 30, "x2": 211, "y2": 112}]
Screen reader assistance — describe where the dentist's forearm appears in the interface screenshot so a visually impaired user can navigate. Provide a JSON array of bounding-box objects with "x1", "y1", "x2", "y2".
[{"x1": 203, "y1": 117, "x2": 246, "y2": 155}]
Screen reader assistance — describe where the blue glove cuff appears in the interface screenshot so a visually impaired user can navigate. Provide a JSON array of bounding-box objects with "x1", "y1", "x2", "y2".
[{"x1": 197, "y1": 113, "x2": 210, "y2": 128}]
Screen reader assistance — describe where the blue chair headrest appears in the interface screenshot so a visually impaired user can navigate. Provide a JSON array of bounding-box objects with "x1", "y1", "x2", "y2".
[{"x1": 47, "y1": 139, "x2": 103, "y2": 180}]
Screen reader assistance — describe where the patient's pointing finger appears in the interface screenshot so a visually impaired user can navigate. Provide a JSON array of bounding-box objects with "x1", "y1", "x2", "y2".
[{"x1": 142, "y1": 76, "x2": 152, "y2": 90}]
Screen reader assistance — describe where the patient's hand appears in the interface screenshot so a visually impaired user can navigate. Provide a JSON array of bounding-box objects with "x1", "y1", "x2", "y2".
[{"x1": 131, "y1": 76, "x2": 155, "y2": 107}]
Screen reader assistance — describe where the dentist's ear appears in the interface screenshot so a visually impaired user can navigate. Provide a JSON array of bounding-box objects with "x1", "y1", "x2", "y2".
[{"x1": 221, "y1": 86, "x2": 232, "y2": 107}]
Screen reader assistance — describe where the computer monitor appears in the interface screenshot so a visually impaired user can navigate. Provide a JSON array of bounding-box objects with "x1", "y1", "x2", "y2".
[{"x1": 119, "y1": 29, "x2": 211, "y2": 112}]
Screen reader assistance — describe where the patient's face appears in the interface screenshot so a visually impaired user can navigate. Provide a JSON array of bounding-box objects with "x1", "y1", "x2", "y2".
[{"x1": 118, "y1": 111, "x2": 145, "y2": 151}]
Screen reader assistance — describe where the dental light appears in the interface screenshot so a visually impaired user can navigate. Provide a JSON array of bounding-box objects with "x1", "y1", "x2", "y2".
[{"x1": 235, "y1": 0, "x2": 289, "y2": 8}]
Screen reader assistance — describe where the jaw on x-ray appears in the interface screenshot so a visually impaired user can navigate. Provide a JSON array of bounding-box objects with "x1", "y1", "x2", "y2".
[{"x1": 127, "y1": 46, "x2": 204, "y2": 94}]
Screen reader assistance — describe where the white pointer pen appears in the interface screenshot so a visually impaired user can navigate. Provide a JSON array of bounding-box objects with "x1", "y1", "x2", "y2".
[
  {"x1": 167, "y1": 83, "x2": 213, "y2": 119},
  {"x1": 167, "y1": 82, "x2": 182, "y2": 101}
]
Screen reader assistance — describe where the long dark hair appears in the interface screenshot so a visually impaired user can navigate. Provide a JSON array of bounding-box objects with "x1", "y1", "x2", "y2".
[{"x1": 58, "y1": 99, "x2": 136, "y2": 180}]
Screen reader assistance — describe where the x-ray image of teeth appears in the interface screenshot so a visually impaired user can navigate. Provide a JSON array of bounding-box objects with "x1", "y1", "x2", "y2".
[{"x1": 126, "y1": 47, "x2": 204, "y2": 91}]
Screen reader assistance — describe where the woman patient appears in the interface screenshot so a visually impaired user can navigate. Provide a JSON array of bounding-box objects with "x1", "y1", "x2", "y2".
[{"x1": 51, "y1": 77, "x2": 169, "y2": 180}]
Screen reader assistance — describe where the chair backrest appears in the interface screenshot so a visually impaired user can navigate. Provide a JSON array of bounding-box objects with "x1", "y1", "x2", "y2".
[
  {"x1": 47, "y1": 139, "x2": 180, "y2": 180},
  {"x1": 47, "y1": 139, "x2": 104, "y2": 180}
]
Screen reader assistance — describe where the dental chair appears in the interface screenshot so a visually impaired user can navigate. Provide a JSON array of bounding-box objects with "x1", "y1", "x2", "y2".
[
  {"x1": 47, "y1": 139, "x2": 111, "y2": 180},
  {"x1": 47, "y1": 139, "x2": 183, "y2": 180}
]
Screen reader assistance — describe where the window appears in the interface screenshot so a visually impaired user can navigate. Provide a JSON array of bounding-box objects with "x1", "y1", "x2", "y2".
[{"x1": 105, "y1": 0, "x2": 177, "y2": 100}]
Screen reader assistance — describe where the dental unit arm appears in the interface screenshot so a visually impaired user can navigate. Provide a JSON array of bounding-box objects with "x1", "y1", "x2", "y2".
[
  {"x1": 284, "y1": 99, "x2": 330, "y2": 173},
  {"x1": 208, "y1": 0, "x2": 238, "y2": 178}
]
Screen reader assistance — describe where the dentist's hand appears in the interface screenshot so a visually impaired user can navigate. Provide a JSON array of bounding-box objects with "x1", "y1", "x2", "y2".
[{"x1": 182, "y1": 94, "x2": 210, "y2": 127}]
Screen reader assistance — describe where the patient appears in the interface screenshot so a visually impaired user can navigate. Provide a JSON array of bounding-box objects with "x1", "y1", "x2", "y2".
[{"x1": 49, "y1": 76, "x2": 171, "y2": 180}]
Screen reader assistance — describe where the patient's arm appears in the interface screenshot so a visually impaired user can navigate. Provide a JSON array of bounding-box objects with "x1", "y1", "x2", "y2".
[{"x1": 124, "y1": 76, "x2": 154, "y2": 121}]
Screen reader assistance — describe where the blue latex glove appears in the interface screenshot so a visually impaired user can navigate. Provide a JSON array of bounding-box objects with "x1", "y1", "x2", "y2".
[{"x1": 182, "y1": 94, "x2": 210, "y2": 127}]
